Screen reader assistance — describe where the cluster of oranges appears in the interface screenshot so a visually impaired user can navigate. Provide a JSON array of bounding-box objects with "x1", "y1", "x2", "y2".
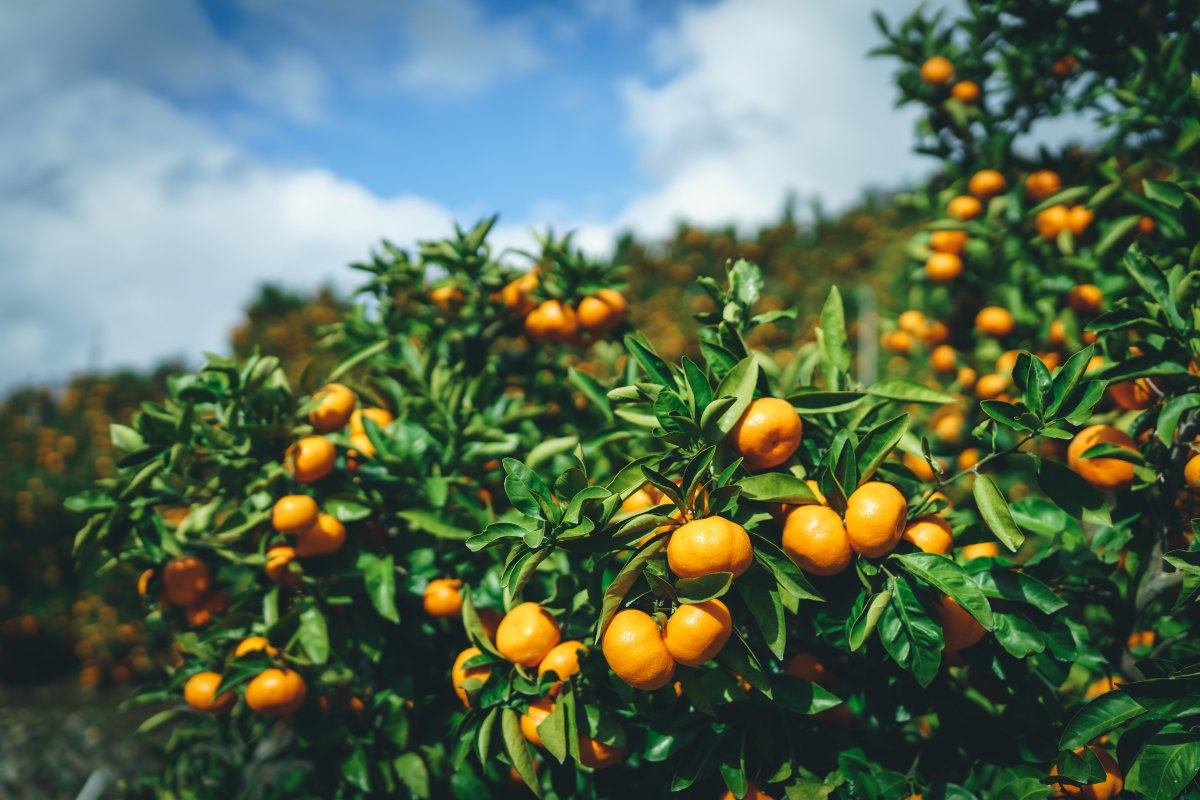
[
  {"x1": 183, "y1": 636, "x2": 307, "y2": 718},
  {"x1": 500, "y1": 270, "x2": 628, "y2": 345}
]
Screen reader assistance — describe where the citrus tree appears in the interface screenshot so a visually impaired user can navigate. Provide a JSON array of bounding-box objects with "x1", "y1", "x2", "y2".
[{"x1": 68, "y1": 1, "x2": 1200, "y2": 798}]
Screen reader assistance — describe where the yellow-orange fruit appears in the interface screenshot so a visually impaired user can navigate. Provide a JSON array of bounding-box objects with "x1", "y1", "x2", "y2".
[
  {"x1": 245, "y1": 668, "x2": 307, "y2": 717},
  {"x1": 264, "y1": 546, "x2": 300, "y2": 587},
  {"x1": 285, "y1": 436, "x2": 336, "y2": 483},
  {"x1": 938, "y1": 596, "x2": 985, "y2": 651},
  {"x1": 960, "y1": 541, "x2": 1000, "y2": 560},
  {"x1": 537, "y1": 640, "x2": 587, "y2": 692},
  {"x1": 947, "y1": 195, "x2": 983, "y2": 221},
  {"x1": 520, "y1": 697, "x2": 554, "y2": 747},
  {"x1": 903, "y1": 516, "x2": 954, "y2": 554},
  {"x1": 931, "y1": 345, "x2": 957, "y2": 374},
  {"x1": 234, "y1": 636, "x2": 279, "y2": 659},
  {"x1": 184, "y1": 671, "x2": 235, "y2": 715},
  {"x1": 579, "y1": 732, "x2": 627, "y2": 769},
  {"x1": 1067, "y1": 284, "x2": 1103, "y2": 315},
  {"x1": 975, "y1": 307, "x2": 1015, "y2": 337},
  {"x1": 667, "y1": 516, "x2": 754, "y2": 579},
  {"x1": 1049, "y1": 745, "x2": 1123, "y2": 800},
  {"x1": 162, "y1": 557, "x2": 212, "y2": 607},
  {"x1": 1108, "y1": 379, "x2": 1155, "y2": 411},
  {"x1": 925, "y1": 252, "x2": 963, "y2": 282},
  {"x1": 430, "y1": 284, "x2": 465, "y2": 313},
  {"x1": 576, "y1": 289, "x2": 627, "y2": 336},
  {"x1": 524, "y1": 300, "x2": 578, "y2": 343},
  {"x1": 601, "y1": 609, "x2": 675, "y2": 690},
  {"x1": 1066, "y1": 205, "x2": 1094, "y2": 236},
  {"x1": 898, "y1": 309, "x2": 928, "y2": 334},
  {"x1": 1036, "y1": 204, "x2": 1070, "y2": 239},
  {"x1": 920, "y1": 56, "x2": 954, "y2": 85},
  {"x1": 293, "y1": 513, "x2": 346, "y2": 557},
  {"x1": 782, "y1": 505, "x2": 853, "y2": 576},
  {"x1": 495, "y1": 602, "x2": 562, "y2": 667},
  {"x1": 662, "y1": 599, "x2": 733, "y2": 667},
  {"x1": 1185, "y1": 455, "x2": 1200, "y2": 490},
  {"x1": 185, "y1": 591, "x2": 229, "y2": 628},
  {"x1": 422, "y1": 578, "x2": 464, "y2": 618},
  {"x1": 350, "y1": 408, "x2": 393, "y2": 437},
  {"x1": 950, "y1": 80, "x2": 980, "y2": 103},
  {"x1": 1025, "y1": 169, "x2": 1062, "y2": 201},
  {"x1": 844, "y1": 482, "x2": 907, "y2": 559},
  {"x1": 968, "y1": 169, "x2": 1006, "y2": 199},
  {"x1": 728, "y1": 397, "x2": 803, "y2": 471},
  {"x1": 501, "y1": 271, "x2": 539, "y2": 317},
  {"x1": 272, "y1": 495, "x2": 319, "y2": 535},
  {"x1": 452, "y1": 647, "x2": 492, "y2": 706},
  {"x1": 720, "y1": 782, "x2": 775, "y2": 800},
  {"x1": 929, "y1": 230, "x2": 968, "y2": 255},
  {"x1": 976, "y1": 373, "x2": 1009, "y2": 400},
  {"x1": 1067, "y1": 425, "x2": 1137, "y2": 492},
  {"x1": 309, "y1": 384, "x2": 356, "y2": 433}
]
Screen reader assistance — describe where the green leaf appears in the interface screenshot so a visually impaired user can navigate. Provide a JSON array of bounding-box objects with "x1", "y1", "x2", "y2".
[
  {"x1": 467, "y1": 522, "x2": 530, "y2": 552},
  {"x1": 972, "y1": 475, "x2": 1025, "y2": 552},
  {"x1": 868, "y1": 379, "x2": 955, "y2": 404},
  {"x1": 502, "y1": 709, "x2": 542, "y2": 797},
  {"x1": 855, "y1": 414, "x2": 908, "y2": 483},
  {"x1": 1046, "y1": 346, "x2": 1095, "y2": 419},
  {"x1": 297, "y1": 604, "x2": 330, "y2": 665},
  {"x1": 705, "y1": 357, "x2": 760, "y2": 440},
  {"x1": 972, "y1": 567, "x2": 1067, "y2": 614},
  {"x1": 1144, "y1": 179, "x2": 1185, "y2": 207},
  {"x1": 109, "y1": 423, "x2": 145, "y2": 453},
  {"x1": 848, "y1": 589, "x2": 892, "y2": 651},
  {"x1": 894, "y1": 553, "x2": 993, "y2": 629},
  {"x1": 819, "y1": 287, "x2": 850, "y2": 386},
  {"x1": 717, "y1": 629, "x2": 772, "y2": 698},
  {"x1": 1035, "y1": 457, "x2": 1111, "y2": 527},
  {"x1": 1060, "y1": 690, "x2": 1147, "y2": 749},
  {"x1": 1126, "y1": 730, "x2": 1200, "y2": 799},
  {"x1": 569, "y1": 369, "x2": 613, "y2": 421},
  {"x1": 676, "y1": 572, "x2": 733, "y2": 604},
  {"x1": 394, "y1": 753, "x2": 431, "y2": 799},
  {"x1": 737, "y1": 473, "x2": 820, "y2": 504},
  {"x1": 594, "y1": 537, "x2": 668, "y2": 644},
  {"x1": 461, "y1": 590, "x2": 501, "y2": 656},
  {"x1": 624, "y1": 333, "x2": 676, "y2": 389},
  {"x1": 503, "y1": 458, "x2": 556, "y2": 521},
  {"x1": 750, "y1": 533, "x2": 823, "y2": 602},
  {"x1": 787, "y1": 390, "x2": 866, "y2": 414},
  {"x1": 736, "y1": 572, "x2": 786, "y2": 659},
  {"x1": 1157, "y1": 394, "x2": 1200, "y2": 445},
  {"x1": 397, "y1": 509, "x2": 473, "y2": 540},
  {"x1": 357, "y1": 552, "x2": 400, "y2": 623},
  {"x1": 1125, "y1": 246, "x2": 1186, "y2": 331},
  {"x1": 878, "y1": 576, "x2": 942, "y2": 687}
]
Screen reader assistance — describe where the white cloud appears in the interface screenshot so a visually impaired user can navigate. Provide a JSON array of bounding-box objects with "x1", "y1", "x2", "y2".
[
  {"x1": 609, "y1": 0, "x2": 929, "y2": 236},
  {"x1": 392, "y1": 0, "x2": 543, "y2": 94}
]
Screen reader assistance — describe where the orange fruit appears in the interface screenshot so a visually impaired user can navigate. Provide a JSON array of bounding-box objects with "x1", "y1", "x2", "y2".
[
  {"x1": 162, "y1": 556, "x2": 211, "y2": 607},
  {"x1": 844, "y1": 482, "x2": 907, "y2": 558},
  {"x1": 958, "y1": 448, "x2": 981, "y2": 471},
  {"x1": 1048, "y1": 319, "x2": 1066, "y2": 345},
  {"x1": 728, "y1": 397, "x2": 803, "y2": 471},
  {"x1": 1084, "y1": 676, "x2": 1124, "y2": 698},
  {"x1": 308, "y1": 384, "x2": 356, "y2": 433},
  {"x1": 932, "y1": 413, "x2": 965, "y2": 444},
  {"x1": 185, "y1": 591, "x2": 229, "y2": 628},
  {"x1": 995, "y1": 349, "x2": 1020, "y2": 375},
  {"x1": 271, "y1": 495, "x2": 319, "y2": 535},
  {"x1": 904, "y1": 452, "x2": 937, "y2": 481},
  {"x1": 968, "y1": 169, "x2": 1006, "y2": 199},
  {"x1": 925, "y1": 252, "x2": 963, "y2": 282},
  {"x1": 884, "y1": 329, "x2": 914, "y2": 354},
  {"x1": 347, "y1": 432, "x2": 375, "y2": 460},
  {"x1": 720, "y1": 782, "x2": 775, "y2": 800},
  {"x1": 502, "y1": 271, "x2": 539, "y2": 317},
  {"x1": 601, "y1": 609, "x2": 675, "y2": 690},
  {"x1": 947, "y1": 195, "x2": 983, "y2": 220},
  {"x1": 1049, "y1": 745, "x2": 1123, "y2": 800},
  {"x1": 1185, "y1": 454, "x2": 1200, "y2": 490},
  {"x1": 920, "y1": 56, "x2": 954, "y2": 85},
  {"x1": 957, "y1": 366, "x2": 978, "y2": 390},
  {"x1": 520, "y1": 697, "x2": 554, "y2": 747},
  {"x1": 524, "y1": 300, "x2": 578, "y2": 343},
  {"x1": 1052, "y1": 54, "x2": 1080, "y2": 79},
  {"x1": 662, "y1": 599, "x2": 733, "y2": 667},
  {"x1": 496, "y1": 602, "x2": 562, "y2": 667},
  {"x1": 782, "y1": 505, "x2": 853, "y2": 576},
  {"x1": 137, "y1": 568, "x2": 154, "y2": 598},
  {"x1": 579, "y1": 731, "x2": 627, "y2": 769},
  {"x1": 576, "y1": 289, "x2": 627, "y2": 336},
  {"x1": 184, "y1": 671, "x2": 235, "y2": 715},
  {"x1": 1066, "y1": 205, "x2": 1094, "y2": 236},
  {"x1": 285, "y1": 436, "x2": 336, "y2": 483},
  {"x1": 976, "y1": 373, "x2": 1009, "y2": 400},
  {"x1": 786, "y1": 653, "x2": 834, "y2": 688},
  {"x1": 929, "y1": 230, "x2": 968, "y2": 255},
  {"x1": 422, "y1": 578, "x2": 463, "y2": 618},
  {"x1": 903, "y1": 516, "x2": 954, "y2": 554},
  {"x1": 452, "y1": 647, "x2": 492, "y2": 706},
  {"x1": 350, "y1": 408, "x2": 393, "y2": 437},
  {"x1": 898, "y1": 310, "x2": 928, "y2": 334},
  {"x1": 950, "y1": 80, "x2": 980, "y2": 103},
  {"x1": 621, "y1": 485, "x2": 659, "y2": 513},
  {"x1": 1138, "y1": 215, "x2": 1156, "y2": 235},
  {"x1": 1036, "y1": 204, "x2": 1070, "y2": 239},
  {"x1": 1025, "y1": 169, "x2": 1062, "y2": 201},
  {"x1": 924, "y1": 320, "x2": 950, "y2": 345},
  {"x1": 975, "y1": 307, "x2": 1015, "y2": 336},
  {"x1": 1066, "y1": 284, "x2": 1103, "y2": 315},
  {"x1": 1067, "y1": 425, "x2": 1137, "y2": 492},
  {"x1": 245, "y1": 668, "x2": 308, "y2": 717},
  {"x1": 430, "y1": 285, "x2": 465, "y2": 313},
  {"x1": 294, "y1": 513, "x2": 346, "y2": 557},
  {"x1": 960, "y1": 541, "x2": 1000, "y2": 561},
  {"x1": 234, "y1": 636, "x2": 279, "y2": 659},
  {"x1": 1108, "y1": 379, "x2": 1155, "y2": 411},
  {"x1": 265, "y1": 545, "x2": 300, "y2": 587},
  {"x1": 937, "y1": 596, "x2": 985, "y2": 651},
  {"x1": 667, "y1": 516, "x2": 754, "y2": 579},
  {"x1": 930, "y1": 345, "x2": 957, "y2": 374},
  {"x1": 1126, "y1": 630, "x2": 1155, "y2": 649},
  {"x1": 537, "y1": 640, "x2": 587, "y2": 692}
]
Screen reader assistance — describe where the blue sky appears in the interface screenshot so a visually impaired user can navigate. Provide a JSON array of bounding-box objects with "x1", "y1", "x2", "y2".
[{"x1": 0, "y1": 0, "x2": 937, "y2": 390}]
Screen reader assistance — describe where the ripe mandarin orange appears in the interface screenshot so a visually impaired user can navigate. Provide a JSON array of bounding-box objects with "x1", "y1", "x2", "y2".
[
  {"x1": 662, "y1": 599, "x2": 733, "y2": 667},
  {"x1": 496, "y1": 602, "x2": 562, "y2": 666},
  {"x1": 1108, "y1": 379, "x2": 1155, "y2": 411},
  {"x1": 925, "y1": 252, "x2": 963, "y2": 282},
  {"x1": 1036, "y1": 204, "x2": 1070, "y2": 239},
  {"x1": 931, "y1": 345, "x2": 957, "y2": 374},
  {"x1": 285, "y1": 436, "x2": 336, "y2": 483},
  {"x1": 1049, "y1": 745, "x2": 1123, "y2": 800},
  {"x1": 524, "y1": 300, "x2": 578, "y2": 343},
  {"x1": 782, "y1": 505, "x2": 853, "y2": 576},
  {"x1": 1185, "y1": 454, "x2": 1200, "y2": 490},
  {"x1": 1066, "y1": 205, "x2": 1094, "y2": 236},
  {"x1": 308, "y1": 383, "x2": 356, "y2": 433},
  {"x1": 950, "y1": 80, "x2": 980, "y2": 103},
  {"x1": 184, "y1": 671, "x2": 235, "y2": 715},
  {"x1": 162, "y1": 556, "x2": 211, "y2": 607},
  {"x1": 968, "y1": 169, "x2": 1006, "y2": 199},
  {"x1": 844, "y1": 482, "x2": 907, "y2": 558},
  {"x1": 667, "y1": 516, "x2": 754, "y2": 579},
  {"x1": 245, "y1": 668, "x2": 307, "y2": 717},
  {"x1": 947, "y1": 195, "x2": 983, "y2": 220},
  {"x1": 601, "y1": 609, "x2": 676, "y2": 690},
  {"x1": 502, "y1": 271, "x2": 539, "y2": 317},
  {"x1": 960, "y1": 541, "x2": 1000, "y2": 561},
  {"x1": 903, "y1": 516, "x2": 954, "y2": 554},
  {"x1": 975, "y1": 307, "x2": 1015, "y2": 336},
  {"x1": 929, "y1": 230, "x2": 968, "y2": 255},
  {"x1": 350, "y1": 407, "x2": 393, "y2": 436},
  {"x1": 938, "y1": 596, "x2": 985, "y2": 651},
  {"x1": 920, "y1": 56, "x2": 954, "y2": 85},
  {"x1": 1066, "y1": 284, "x2": 1103, "y2": 315},
  {"x1": 1025, "y1": 169, "x2": 1062, "y2": 201},
  {"x1": 579, "y1": 732, "x2": 627, "y2": 769},
  {"x1": 264, "y1": 546, "x2": 300, "y2": 587},
  {"x1": 422, "y1": 578, "x2": 463, "y2": 618},
  {"x1": 294, "y1": 513, "x2": 346, "y2": 557},
  {"x1": 720, "y1": 782, "x2": 775, "y2": 800},
  {"x1": 234, "y1": 635, "x2": 279, "y2": 659},
  {"x1": 728, "y1": 398, "x2": 803, "y2": 471},
  {"x1": 272, "y1": 495, "x2": 319, "y2": 535},
  {"x1": 452, "y1": 647, "x2": 492, "y2": 706},
  {"x1": 576, "y1": 289, "x2": 627, "y2": 336},
  {"x1": 430, "y1": 285, "x2": 465, "y2": 313},
  {"x1": 520, "y1": 697, "x2": 555, "y2": 747},
  {"x1": 537, "y1": 640, "x2": 587, "y2": 692},
  {"x1": 1067, "y1": 425, "x2": 1137, "y2": 492},
  {"x1": 975, "y1": 373, "x2": 1009, "y2": 400}
]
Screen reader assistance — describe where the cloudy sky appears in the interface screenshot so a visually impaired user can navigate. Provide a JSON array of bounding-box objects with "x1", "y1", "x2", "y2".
[{"x1": 0, "y1": 0, "x2": 936, "y2": 390}]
